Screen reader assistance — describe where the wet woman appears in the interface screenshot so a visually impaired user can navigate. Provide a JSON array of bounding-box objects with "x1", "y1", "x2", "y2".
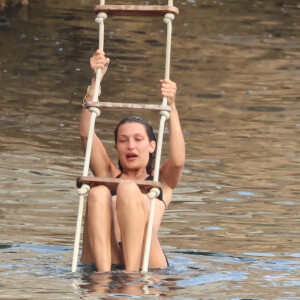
[{"x1": 80, "y1": 50, "x2": 185, "y2": 272}]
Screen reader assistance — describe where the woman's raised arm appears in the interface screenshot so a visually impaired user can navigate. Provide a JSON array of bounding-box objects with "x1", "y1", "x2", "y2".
[
  {"x1": 79, "y1": 50, "x2": 117, "y2": 178},
  {"x1": 159, "y1": 79, "x2": 185, "y2": 189}
]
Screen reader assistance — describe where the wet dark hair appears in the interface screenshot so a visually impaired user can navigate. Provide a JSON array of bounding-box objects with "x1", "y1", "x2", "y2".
[{"x1": 114, "y1": 116, "x2": 157, "y2": 175}]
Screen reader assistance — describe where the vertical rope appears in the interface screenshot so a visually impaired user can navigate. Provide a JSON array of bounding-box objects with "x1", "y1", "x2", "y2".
[
  {"x1": 71, "y1": 193, "x2": 86, "y2": 272},
  {"x1": 142, "y1": 10, "x2": 175, "y2": 273},
  {"x1": 71, "y1": 0, "x2": 106, "y2": 273},
  {"x1": 82, "y1": 10, "x2": 107, "y2": 177},
  {"x1": 92, "y1": 10, "x2": 106, "y2": 104}
]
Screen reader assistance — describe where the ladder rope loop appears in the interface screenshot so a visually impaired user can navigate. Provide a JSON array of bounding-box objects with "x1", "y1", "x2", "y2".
[
  {"x1": 88, "y1": 106, "x2": 101, "y2": 116},
  {"x1": 163, "y1": 12, "x2": 175, "y2": 24},
  {"x1": 78, "y1": 184, "x2": 91, "y2": 195},
  {"x1": 160, "y1": 110, "x2": 170, "y2": 120},
  {"x1": 147, "y1": 187, "x2": 161, "y2": 199},
  {"x1": 95, "y1": 12, "x2": 107, "y2": 24}
]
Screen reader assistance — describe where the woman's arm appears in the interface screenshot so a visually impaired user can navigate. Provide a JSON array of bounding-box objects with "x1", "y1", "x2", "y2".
[
  {"x1": 159, "y1": 79, "x2": 185, "y2": 189},
  {"x1": 80, "y1": 50, "x2": 117, "y2": 178}
]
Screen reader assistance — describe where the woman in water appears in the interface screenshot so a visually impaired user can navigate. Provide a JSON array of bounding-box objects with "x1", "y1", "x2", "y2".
[{"x1": 80, "y1": 50, "x2": 185, "y2": 272}]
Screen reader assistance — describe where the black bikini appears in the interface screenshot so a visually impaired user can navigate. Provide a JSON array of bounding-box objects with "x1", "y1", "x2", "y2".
[{"x1": 112, "y1": 173, "x2": 166, "y2": 209}]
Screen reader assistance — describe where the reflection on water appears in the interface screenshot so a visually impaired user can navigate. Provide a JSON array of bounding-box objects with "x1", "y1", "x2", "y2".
[
  {"x1": 2, "y1": 244, "x2": 300, "y2": 299},
  {"x1": 0, "y1": 0, "x2": 300, "y2": 299}
]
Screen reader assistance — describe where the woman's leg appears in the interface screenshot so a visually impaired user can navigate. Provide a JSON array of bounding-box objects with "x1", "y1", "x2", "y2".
[
  {"x1": 81, "y1": 207, "x2": 93, "y2": 264},
  {"x1": 144, "y1": 199, "x2": 168, "y2": 269},
  {"x1": 82, "y1": 185, "x2": 119, "y2": 272},
  {"x1": 116, "y1": 181, "x2": 147, "y2": 271},
  {"x1": 148, "y1": 235, "x2": 168, "y2": 268}
]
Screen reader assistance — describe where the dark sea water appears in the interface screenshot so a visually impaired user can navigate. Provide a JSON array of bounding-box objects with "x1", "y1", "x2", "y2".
[{"x1": 0, "y1": 0, "x2": 299, "y2": 299}]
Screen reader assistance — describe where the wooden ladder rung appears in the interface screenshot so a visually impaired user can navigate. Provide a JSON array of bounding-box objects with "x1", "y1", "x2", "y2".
[
  {"x1": 84, "y1": 101, "x2": 171, "y2": 112},
  {"x1": 94, "y1": 5, "x2": 179, "y2": 17},
  {"x1": 77, "y1": 176, "x2": 162, "y2": 194}
]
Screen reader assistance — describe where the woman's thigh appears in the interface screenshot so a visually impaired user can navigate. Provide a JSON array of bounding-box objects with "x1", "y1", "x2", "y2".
[{"x1": 81, "y1": 186, "x2": 122, "y2": 265}]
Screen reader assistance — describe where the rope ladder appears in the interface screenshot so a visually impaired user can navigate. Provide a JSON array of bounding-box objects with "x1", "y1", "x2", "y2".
[{"x1": 72, "y1": 0, "x2": 178, "y2": 273}]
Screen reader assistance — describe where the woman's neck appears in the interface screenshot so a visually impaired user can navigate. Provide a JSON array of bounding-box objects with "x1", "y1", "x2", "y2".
[{"x1": 122, "y1": 169, "x2": 148, "y2": 179}]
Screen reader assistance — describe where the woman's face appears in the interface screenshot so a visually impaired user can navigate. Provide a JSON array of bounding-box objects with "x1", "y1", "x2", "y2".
[{"x1": 115, "y1": 122, "x2": 156, "y2": 172}]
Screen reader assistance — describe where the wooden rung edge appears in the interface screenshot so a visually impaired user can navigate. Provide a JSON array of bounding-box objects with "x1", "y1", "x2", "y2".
[
  {"x1": 94, "y1": 5, "x2": 179, "y2": 17},
  {"x1": 85, "y1": 101, "x2": 171, "y2": 112},
  {"x1": 77, "y1": 176, "x2": 162, "y2": 194}
]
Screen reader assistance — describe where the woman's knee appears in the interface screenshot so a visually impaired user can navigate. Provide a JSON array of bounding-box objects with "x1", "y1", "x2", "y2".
[
  {"x1": 116, "y1": 181, "x2": 141, "y2": 204},
  {"x1": 88, "y1": 185, "x2": 112, "y2": 208},
  {"x1": 116, "y1": 181, "x2": 139, "y2": 195}
]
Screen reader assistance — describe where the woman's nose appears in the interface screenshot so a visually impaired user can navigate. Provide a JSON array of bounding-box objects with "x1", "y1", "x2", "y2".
[{"x1": 127, "y1": 138, "x2": 135, "y2": 149}]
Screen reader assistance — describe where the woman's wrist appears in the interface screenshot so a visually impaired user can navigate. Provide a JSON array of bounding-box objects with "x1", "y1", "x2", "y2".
[
  {"x1": 170, "y1": 102, "x2": 177, "y2": 112},
  {"x1": 90, "y1": 76, "x2": 96, "y2": 89},
  {"x1": 82, "y1": 80, "x2": 101, "y2": 107}
]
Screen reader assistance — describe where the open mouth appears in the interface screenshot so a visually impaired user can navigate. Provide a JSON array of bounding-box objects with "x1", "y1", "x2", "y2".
[{"x1": 126, "y1": 153, "x2": 138, "y2": 160}]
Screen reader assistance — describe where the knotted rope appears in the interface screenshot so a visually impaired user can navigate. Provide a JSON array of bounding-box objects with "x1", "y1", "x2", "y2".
[
  {"x1": 77, "y1": 183, "x2": 91, "y2": 195},
  {"x1": 142, "y1": 0, "x2": 175, "y2": 273},
  {"x1": 147, "y1": 187, "x2": 161, "y2": 200},
  {"x1": 71, "y1": 0, "x2": 107, "y2": 273}
]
